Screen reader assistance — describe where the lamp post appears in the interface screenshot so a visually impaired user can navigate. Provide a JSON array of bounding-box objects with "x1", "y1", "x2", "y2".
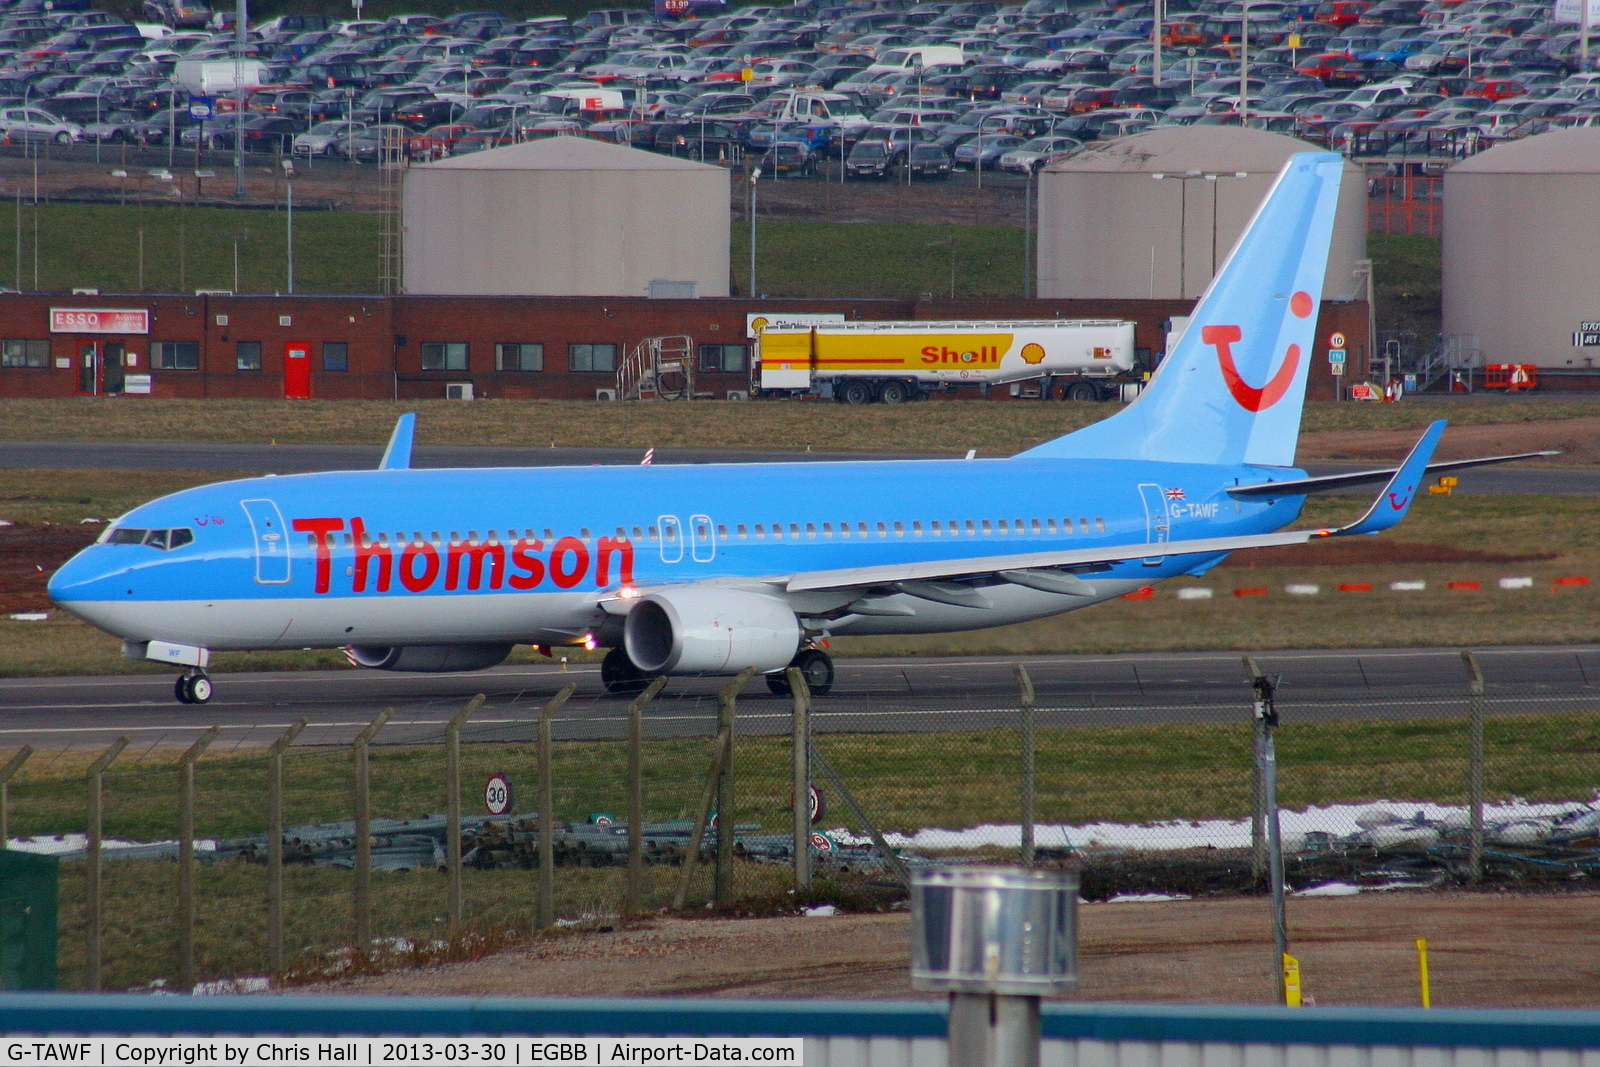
[
  {"x1": 282, "y1": 158, "x2": 295, "y2": 294},
  {"x1": 748, "y1": 165, "x2": 761, "y2": 297}
]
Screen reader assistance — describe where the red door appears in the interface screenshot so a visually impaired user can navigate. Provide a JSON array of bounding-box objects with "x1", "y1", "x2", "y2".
[{"x1": 284, "y1": 341, "x2": 311, "y2": 399}]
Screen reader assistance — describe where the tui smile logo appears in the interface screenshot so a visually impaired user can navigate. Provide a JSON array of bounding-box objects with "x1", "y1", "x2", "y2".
[{"x1": 1203, "y1": 291, "x2": 1315, "y2": 412}]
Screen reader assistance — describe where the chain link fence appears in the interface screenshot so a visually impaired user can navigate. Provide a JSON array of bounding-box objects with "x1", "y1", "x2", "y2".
[{"x1": 8, "y1": 651, "x2": 1600, "y2": 991}]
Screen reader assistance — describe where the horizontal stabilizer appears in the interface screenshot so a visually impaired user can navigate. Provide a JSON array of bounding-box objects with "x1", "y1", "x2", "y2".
[{"x1": 1229, "y1": 450, "x2": 1560, "y2": 499}]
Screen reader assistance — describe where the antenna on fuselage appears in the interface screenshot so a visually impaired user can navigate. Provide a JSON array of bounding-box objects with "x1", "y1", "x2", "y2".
[{"x1": 380, "y1": 413, "x2": 416, "y2": 471}]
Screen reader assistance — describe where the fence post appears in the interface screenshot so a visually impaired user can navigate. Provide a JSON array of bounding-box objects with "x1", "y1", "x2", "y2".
[
  {"x1": 789, "y1": 667, "x2": 811, "y2": 894},
  {"x1": 267, "y1": 718, "x2": 307, "y2": 975},
  {"x1": 85, "y1": 735, "x2": 128, "y2": 992},
  {"x1": 0, "y1": 745, "x2": 35, "y2": 849},
  {"x1": 1461, "y1": 650, "x2": 1485, "y2": 883},
  {"x1": 446, "y1": 694, "x2": 486, "y2": 934},
  {"x1": 627, "y1": 677, "x2": 668, "y2": 916},
  {"x1": 673, "y1": 726, "x2": 732, "y2": 911},
  {"x1": 1014, "y1": 663, "x2": 1036, "y2": 867},
  {"x1": 352, "y1": 710, "x2": 390, "y2": 953},
  {"x1": 537, "y1": 685, "x2": 577, "y2": 931},
  {"x1": 715, "y1": 668, "x2": 756, "y2": 906},
  {"x1": 177, "y1": 726, "x2": 219, "y2": 992}
]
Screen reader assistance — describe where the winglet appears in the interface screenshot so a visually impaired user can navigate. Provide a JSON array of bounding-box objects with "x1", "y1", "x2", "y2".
[
  {"x1": 380, "y1": 413, "x2": 416, "y2": 471},
  {"x1": 1327, "y1": 419, "x2": 1446, "y2": 537}
]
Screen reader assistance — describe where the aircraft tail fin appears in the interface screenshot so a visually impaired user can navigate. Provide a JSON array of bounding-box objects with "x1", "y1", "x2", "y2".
[
  {"x1": 1016, "y1": 152, "x2": 1345, "y2": 468},
  {"x1": 380, "y1": 414, "x2": 416, "y2": 471}
]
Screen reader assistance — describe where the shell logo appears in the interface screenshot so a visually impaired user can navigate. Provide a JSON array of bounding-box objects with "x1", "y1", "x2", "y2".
[
  {"x1": 749, "y1": 316, "x2": 770, "y2": 334},
  {"x1": 1019, "y1": 342, "x2": 1046, "y2": 365}
]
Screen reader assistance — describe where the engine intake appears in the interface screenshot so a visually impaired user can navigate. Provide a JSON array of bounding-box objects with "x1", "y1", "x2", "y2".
[
  {"x1": 347, "y1": 644, "x2": 513, "y2": 673},
  {"x1": 624, "y1": 587, "x2": 800, "y2": 674}
]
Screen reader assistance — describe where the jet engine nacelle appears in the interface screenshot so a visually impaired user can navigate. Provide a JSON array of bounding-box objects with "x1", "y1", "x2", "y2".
[
  {"x1": 624, "y1": 587, "x2": 800, "y2": 674},
  {"x1": 347, "y1": 643, "x2": 513, "y2": 673}
]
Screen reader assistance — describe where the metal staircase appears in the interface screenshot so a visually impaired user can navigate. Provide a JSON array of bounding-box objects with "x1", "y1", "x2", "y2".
[{"x1": 618, "y1": 335, "x2": 695, "y2": 400}]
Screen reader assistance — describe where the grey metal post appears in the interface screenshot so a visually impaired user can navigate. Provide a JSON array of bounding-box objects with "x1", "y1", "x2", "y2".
[
  {"x1": 715, "y1": 668, "x2": 756, "y2": 905},
  {"x1": 268, "y1": 718, "x2": 306, "y2": 974},
  {"x1": 178, "y1": 726, "x2": 219, "y2": 991},
  {"x1": 627, "y1": 677, "x2": 667, "y2": 915},
  {"x1": 85, "y1": 736, "x2": 128, "y2": 992},
  {"x1": 1015, "y1": 663, "x2": 1036, "y2": 866},
  {"x1": 949, "y1": 994, "x2": 1041, "y2": 1067},
  {"x1": 1244, "y1": 656, "x2": 1287, "y2": 1001},
  {"x1": 1462, "y1": 650, "x2": 1485, "y2": 883},
  {"x1": 0, "y1": 745, "x2": 35, "y2": 849},
  {"x1": 537, "y1": 685, "x2": 576, "y2": 930},
  {"x1": 789, "y1": 667, "x2": 811, "y2": 893},
  {"x1": 353, "y1": 710, "x2": 390, "y2": 952},
  {"x1": 446, "y1": 694, "x2": 486, "y2": 933},
  {"x1": 232, "y1": 0, "x2": 246, "y2": 197}
]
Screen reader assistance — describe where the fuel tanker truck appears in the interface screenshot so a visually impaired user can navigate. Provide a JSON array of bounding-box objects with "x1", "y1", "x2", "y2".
[{"x1": 751, "y1": 318, "x2": 1141, "y2": 403}]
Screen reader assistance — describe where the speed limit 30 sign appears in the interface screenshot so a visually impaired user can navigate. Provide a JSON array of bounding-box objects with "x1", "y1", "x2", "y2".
[{"x1": 484, "y1": 772, "x2": 514, "y2": 815}]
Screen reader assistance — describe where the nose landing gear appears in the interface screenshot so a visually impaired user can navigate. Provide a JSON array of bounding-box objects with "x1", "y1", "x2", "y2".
[{"x1": 175, "y1": 669, "x2": 213, "y2": 705}]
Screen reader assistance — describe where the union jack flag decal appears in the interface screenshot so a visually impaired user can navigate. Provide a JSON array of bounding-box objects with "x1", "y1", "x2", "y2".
[{"x1": 1165, "y1": 487, "x2": 1186, "y2": 500}]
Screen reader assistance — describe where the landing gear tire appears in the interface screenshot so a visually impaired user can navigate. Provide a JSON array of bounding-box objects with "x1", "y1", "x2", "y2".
[
  {"x1": 839, "y1": 379, "x2": 875, "y2": 405},
  {"x1": 601, "y1": 646, "x2": 651, "y2": 696},
  {"x1": 878, "y1": 379, "x2": 912, "y2": 404},
  {"x1": 766, "y1": 648, "x2": 834, "y2": 697},
  {"x1": 1065, "y1": 380, "x2": 1101, "y2": 402},
  {"x1": 175, "y1": 670, "x2": 212, "y2": 705}
]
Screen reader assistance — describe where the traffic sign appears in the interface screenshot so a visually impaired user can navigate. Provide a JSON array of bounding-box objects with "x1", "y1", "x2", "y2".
[
  {"x1": 1329, "y1": 331, "x2": 1346, "y2": 348},
  {"x1": 1327, "y1": 348, "x2": 1346, "y2": 364},
  {"x1": 483, "y1": 772, "x2": 514, "y2": 815},
  {"x1": 187, "y1": 96, "x2": 214, "y2": 121}
]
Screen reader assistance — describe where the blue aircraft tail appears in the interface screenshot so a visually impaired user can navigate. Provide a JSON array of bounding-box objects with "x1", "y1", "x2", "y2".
[{"x1": 1017, "y1": 151, "x2": 1345, "y2": 469}]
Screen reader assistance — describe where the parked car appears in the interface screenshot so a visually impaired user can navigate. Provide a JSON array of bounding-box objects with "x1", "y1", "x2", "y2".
[
  {"x1": 293, "y1": 119, "x2": 366, "y2": 156},
  {"x1": 900, "y1": 141, "x2": 952, "y2": 179},
  {"x1": 757, "y1": 140, "x2": 818, "y2": 176},
  {"x1": 0, "y1": 106, "x2": 81, "y2": 143},
  {"x1": 844, "y1": 138, "x2": 893, "y2": 179}
]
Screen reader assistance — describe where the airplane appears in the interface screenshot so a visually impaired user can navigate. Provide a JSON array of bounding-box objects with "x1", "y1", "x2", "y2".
[{"x1": 48, "y1": 151, "x2": 1548, "y2": 705}]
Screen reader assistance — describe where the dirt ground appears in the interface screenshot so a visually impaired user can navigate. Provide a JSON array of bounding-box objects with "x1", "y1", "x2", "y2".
[{"x1": 315, "y1": 892, "x2": 1600, "y2": 1008}]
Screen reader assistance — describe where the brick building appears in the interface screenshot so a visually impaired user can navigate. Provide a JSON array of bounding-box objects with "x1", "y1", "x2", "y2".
[{"x1": 0, "y1": 291, "x2": 1366, "y2": 403}]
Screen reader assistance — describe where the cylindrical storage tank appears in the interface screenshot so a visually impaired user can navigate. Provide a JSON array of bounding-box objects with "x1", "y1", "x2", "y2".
[
  {"x1": 1443, "y1": 129, "x2": 1600, "y2": 369},
  {"x1": 1037, "y1": 127, "x2": 1367, "y2": 302},
  {"x1": 402, "y1": 136, "x2": 730, "y2": 296}
]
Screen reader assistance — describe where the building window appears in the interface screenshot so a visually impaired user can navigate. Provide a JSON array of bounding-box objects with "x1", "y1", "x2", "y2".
[
  {"x1": 236, "y1": 341, "x2": 261, "y2": 371},
  {"x1": 420, "y1": 341, "x2": 468, "y2": 371},
  {"x1": 1, "y1": 338, "x2": 48, "y2": 367},
  {"x1": 496, "y1": 342, "x2": 543, "y2": 371},
  {"x1": 569, "y1": 342, "x2": 617, "y2": 372},
  {"x1": 698, "y1": 343, "x2": 748, "y2": 373},
  {"x1": 151, "y1": 340, "x2": 200, "y2": 370},
  {"x1": 322, "y1": 341, "x2": 348, "y2": 372}
]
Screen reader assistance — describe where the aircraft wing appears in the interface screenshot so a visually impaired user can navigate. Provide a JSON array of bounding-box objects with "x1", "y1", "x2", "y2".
[
  {"x1": 1229, "y1": 450, "x2": 1559, "y2": 500},
  {"x1": 783, "y1": 420, "x2": 1447, "y2": 596}
]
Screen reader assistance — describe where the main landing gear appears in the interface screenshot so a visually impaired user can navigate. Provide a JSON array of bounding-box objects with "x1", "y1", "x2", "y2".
[
  {"x1": 174, "y1": 669, "x2": 213, "y2": 705},
  {"x1": 766, "y1": 647, "x2": 834, "y2": 697},
  {"x1": 600, "y1": 647, "x2": 653, "y2": 696}
]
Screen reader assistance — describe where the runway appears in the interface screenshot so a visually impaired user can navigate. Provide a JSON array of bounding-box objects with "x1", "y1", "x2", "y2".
[{"x1": 1, "y1": 645, "x2": 1594, "y2": 750}]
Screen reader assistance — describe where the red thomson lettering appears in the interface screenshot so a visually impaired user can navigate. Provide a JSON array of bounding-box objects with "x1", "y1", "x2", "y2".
[
  {"x1": 549, "y1": 536, "x2": 589, "y2": 589},
  {"x1": 447, "y1": 539, "x2": 506, "y2": 591},
  {"x1": 291, "y1": 517, "x2": 344, "y2": 594},
  {"x1": 508, "y1": 538, "x2": 546, "y2": 590},
  {"x1": 350, "y1": 517, "x2": 391, "y2": 592},
  {"x1": 399, "y1": 540, "x2": 441, "y2": 592},
  {"x1": 595, "y1": 536, "x2": 635, "y2": 587}
]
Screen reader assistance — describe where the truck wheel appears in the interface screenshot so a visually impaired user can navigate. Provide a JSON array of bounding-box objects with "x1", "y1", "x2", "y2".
[
  {"x1": 879, "y1": 380, "x2": 912, "y2": 404},
  {"x1": 840, "y1": 380, "x2": 875, "y2": 405},
  {"x1": 1065, "y1": 380, "x2": 1102, "y2": 402}
]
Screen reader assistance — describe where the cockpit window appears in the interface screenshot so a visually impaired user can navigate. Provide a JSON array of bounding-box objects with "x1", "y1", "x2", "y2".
[{"x1": 106, "y1": 526, "x2": 194, "y2": 550}]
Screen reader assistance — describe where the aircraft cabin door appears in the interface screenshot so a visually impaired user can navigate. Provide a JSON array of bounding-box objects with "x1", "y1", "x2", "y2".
[
  {"x1": 283, "y1": 341, "x2": 311, "y2": 399},
  {"x1": 658, "y1": 515, "x2": 683, "y2": 564},
  {"x1": 240, "y1": 498, "x2": 293, "y2": 584},
  {"x1": 1138, "y1": 483, "x2": 1170, "y2": 566},
  {"x1": 689, "y1": 514, "x2": 715, "y2": 563}
]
